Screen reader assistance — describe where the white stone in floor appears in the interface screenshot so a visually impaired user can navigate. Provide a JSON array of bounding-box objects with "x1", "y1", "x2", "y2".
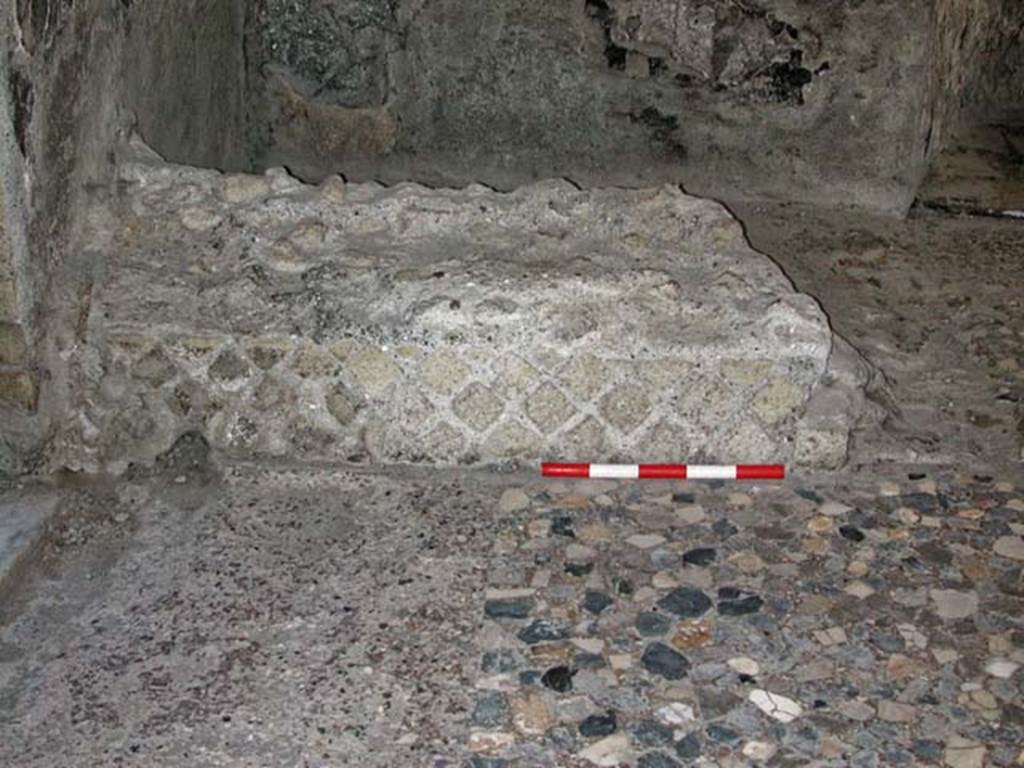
[{"x1": 749, "y1": 689, "x2": 803, "y2": 723}]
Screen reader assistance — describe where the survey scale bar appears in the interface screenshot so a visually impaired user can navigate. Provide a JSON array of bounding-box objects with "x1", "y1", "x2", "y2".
[{"x1": 541, "y1": 463, "x2": 786, "y2": 480}]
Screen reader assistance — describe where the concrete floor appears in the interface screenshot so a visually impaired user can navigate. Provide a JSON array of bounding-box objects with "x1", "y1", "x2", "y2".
[{"x1": 0, "y1": 207, "x2": 1022, "y2": 767}]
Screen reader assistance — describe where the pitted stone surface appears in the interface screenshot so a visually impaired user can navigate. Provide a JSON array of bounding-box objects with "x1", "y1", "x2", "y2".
[{"x1": 59, "y1": 149, "x2": 869, "y2": 472}]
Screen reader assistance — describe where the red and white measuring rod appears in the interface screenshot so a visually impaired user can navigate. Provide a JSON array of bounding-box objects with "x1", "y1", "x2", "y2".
[{"x1": 542, "y1": 463, "x2": 785, "y2": 480}]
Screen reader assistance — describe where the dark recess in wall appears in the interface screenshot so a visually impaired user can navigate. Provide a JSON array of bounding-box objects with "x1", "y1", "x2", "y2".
[
  {"x1": 255, "y1": 0, "x2": 399, "y2": 108},
  {"x1": 628, "y1": 107, "x2": 687, "y2": 158},
  {"x1": 16, "y1": 0, "x2": 70, "y2": 55},
  {"x1": 766, "y1": 50, "x2": 813, "y2": 105},
  {"x1": 8, "y1": 68, "x2": 33, "y2": 157},
  {"x1": 585, "y1": 0, "x2": 629, "y2": 71},
  {"x1": 583, "y1": 0, "x2": 816, "y2": 105}
]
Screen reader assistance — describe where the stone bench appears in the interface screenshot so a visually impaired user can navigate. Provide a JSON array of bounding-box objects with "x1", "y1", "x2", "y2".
[{"x1": 57, "y1": 146, "x2": 871, "y2": 473}]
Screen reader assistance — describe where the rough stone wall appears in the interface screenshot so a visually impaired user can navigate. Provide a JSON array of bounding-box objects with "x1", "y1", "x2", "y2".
[
  {"x1": 251, "y1": 0, "x2": 935, "y2": 214},
  {"x1": 928, "y1": 0, "x2": 1024, "y2": 154},
  {"x1": 0, "y1": 0, "x2": 131, "y2": 474},
  {"x1": 957, "y1": 0, "x2": 1024, "y2": 127},
  {"x1": 0, "y1": 1, "x2": 41, "y2": 474},
  {"x1": 6, "y1": 0, "x2": 249, "y2": 232},
  {"x1": 0, "y1": 186, "x2": 34, "y2": 414},
  {"x1": 0, "y1": 0, "x2": 250, "y2": 474},
  {"x1": 0, "y1": 190, "x2": 39, "y2": 461},
  {"x1": 122, "y1": 0, "x2": 251, "y2": 171},
  {"x1": 257, "y1": 0, "x2": 399, "y2": 108},
  {"x1": 4, "y1": 0, "x2": 249, "y2": 268}
]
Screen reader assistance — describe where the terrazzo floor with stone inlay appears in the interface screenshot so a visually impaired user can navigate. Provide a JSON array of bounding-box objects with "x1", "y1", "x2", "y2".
[{"x1": 0, "y1": 449, "x2": 1021, "y2": 767}]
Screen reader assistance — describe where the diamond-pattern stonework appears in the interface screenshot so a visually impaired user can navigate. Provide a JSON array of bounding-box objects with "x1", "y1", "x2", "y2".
[
  {"x1": 676, "y1": 375, "x2": 748, "y2": 434},
  {"x1": 0, "y1": 280, "x2": 17, "y2": 322},
  {"x1": 601, "y1": 383, "x2": 654, "y2": 435},
  {"x1": 133, "y1": 347, "x2": 178, "y2": 387},
  {"x1": 720, "y1": 359, "x2": 773, "y2": 388},
  {"x1": 484, "y1": 420, "x2": 542, "y2": 458},
  {"x1": 347, "y1": 346, "x2": 402, "y2": 397},
  {"x1": 208, "y1": 348, "x2": 252, "y2": 384},
  {"x1": 0, "y1": 322, "x2": 27, "y2": 366},
  {"x1": 492, "y1": 354, "x2": 541, "y2": 398},
  {"x1": 752, "y1": 378, "x2": 806, "y2": 425},
  {"x1": 325, "y1": 383, "x2": 361, "y2": 426},
  {"x1": 246, "y1": 338, "x2": 292, "y2": 370},
  {"x1": 559, "y1": 354, "x2": 611, "y2": 401},
  {"x1": 640, "y1": 359, "x2": 693, "y2": 392},
  {"x1": 252, "y1": 374, "x2": 298, "y2": 413},
  {"x1": 453, "y1": 383, "x2": 504, "y2": 433},
  {"x1": 421, "y1": 423, "x2": 465, "y2": 459},
  {"x1": 640, "y1": 420, "x2": 693, "y2": 462},
  {"x1": 62, "y1": 154, "x2": 868, "y2": 470},
  {"x1": 290, "y1": 345, "x2": 338, "y2": 379},
  {"x1": 0, "y1": 369, "x2": 36, "y2": 410},
  {"x1": 721, "y1": 420, "x2": 778, "y2": 464},
  {"x1": 422, "y1": 350, "x2": 471, "y2": 396},
  {"x1": 390, "y1": 390, "x2": 435, "y2": 428},
  {"x1": 525, "y1": 383, "x2": 574, "y2": 432},
  {"x1": 562, "y1": 417, "x2": 607, "y2": 459}
]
